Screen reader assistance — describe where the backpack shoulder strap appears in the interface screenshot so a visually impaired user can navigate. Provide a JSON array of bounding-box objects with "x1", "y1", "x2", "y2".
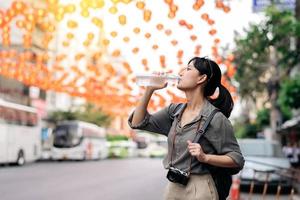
[
  {"x1": 170, "y1": 103, "x2": 185, "y2": 120},
  {"x1": 197, "y1": 109, "x2": 219, "y2": 136}
]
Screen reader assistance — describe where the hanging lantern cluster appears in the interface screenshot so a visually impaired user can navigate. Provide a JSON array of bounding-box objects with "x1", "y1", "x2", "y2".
[{"x1": 0, "y1": 0, "x2": 236, "y2": 115}]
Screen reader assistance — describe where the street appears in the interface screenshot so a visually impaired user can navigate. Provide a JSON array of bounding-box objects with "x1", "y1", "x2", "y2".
[
  {"x1": 0, "y1": 158, "x2": 297, "y2": 200},
  {"x1": 0, "y1": 158, "x2": 166, "y2": 200}
]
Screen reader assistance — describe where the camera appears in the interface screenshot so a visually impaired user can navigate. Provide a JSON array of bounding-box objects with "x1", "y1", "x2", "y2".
[{"x1": 166, "y1": 167, "x2": 190, "y2": 186}]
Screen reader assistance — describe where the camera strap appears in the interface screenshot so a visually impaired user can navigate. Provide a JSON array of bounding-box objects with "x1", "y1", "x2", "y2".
[
  {"x1": 169, "y1": 108, "x2": 219, "y2": 175},
  {"x1": 169, "y1": 117, "x2": 201, "y2": 169}
]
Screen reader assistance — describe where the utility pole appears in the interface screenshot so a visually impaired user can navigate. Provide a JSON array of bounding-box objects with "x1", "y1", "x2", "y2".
[
  {"x1": 296, "y1": 0, "x2": 300, "y2": 51},
  {"x1": 267, "y1": 0, "x2": 300, "y2": 141},
  {"x1": 296, "y1": 0, "x2": 300, "y2": 22}
]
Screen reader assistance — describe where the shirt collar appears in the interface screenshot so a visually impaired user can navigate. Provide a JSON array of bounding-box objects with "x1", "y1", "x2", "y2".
[
  {"x1": 173, "y1": 99, "x2": 217, "y2": 119},
  {"x1": 200, "y1": 99, "x2": 216, "y2": 118}
]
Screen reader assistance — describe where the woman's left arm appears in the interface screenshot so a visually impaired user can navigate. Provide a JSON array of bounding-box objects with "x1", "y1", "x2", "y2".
[
  {"x1": 203, "y1": 154, "x2": 239, "y2": 168},
  {"x1": 188, "y1": 113, "x2": 245, "y2": 169},
  {"x1": 187, "y1": 141, "x2": 240, "y2": 168}
]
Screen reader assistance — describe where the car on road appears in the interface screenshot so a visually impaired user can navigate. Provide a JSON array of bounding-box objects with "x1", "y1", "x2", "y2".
[
  {"x1": 238, "y1": 139, "x2": 293, "y2": 193},
  {"x1": 149, "y1": 143, "x2": 167, "y2": 158},
  {"x1": 108, "y1": 140, "x2": 137, "y2": 158},
  {"x1": 136, "y1": 136, "x2": 167, "y2": 158}
]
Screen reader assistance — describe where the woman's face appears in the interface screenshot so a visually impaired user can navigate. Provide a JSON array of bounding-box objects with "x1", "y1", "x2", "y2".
[{"x1": 177, "y1": 61, "x2": 207, "y2": 91}]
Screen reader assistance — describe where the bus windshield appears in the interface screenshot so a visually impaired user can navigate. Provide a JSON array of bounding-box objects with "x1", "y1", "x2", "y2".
[{"x1": 53, "y1": 125, "x2": 82, "y2": 148}]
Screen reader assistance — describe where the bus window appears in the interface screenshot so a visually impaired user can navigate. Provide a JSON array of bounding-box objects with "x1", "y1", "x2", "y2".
[
  {"x1": 11, "y1": 108, "x2": 18, "y2": 124},
  {"x1": 82, "y1": 127, "x2": 104, "y2": 139},
  {"x1": 53, "y1": 125, "x2": 81, "y2": 148},
  {"x1": 3, "y1": 107, "x2": 15, "y2": 124},
  {"x1": 82, "y1": 128, "x2": 96, "y2": 138},
  {"x1": 19, "y1": 111, "x2": 27, "y2": 126},
  {"x1": 32, "y1": 113, "x2": 38, "y2": 126},
  {"x1": 0, "y1": 106, "x2": 4, "y2": 123},
  {"x1": 15, "y1": 109, "x2": 22, "y2": 125},
  {"x1": 27, "y1": 113, "x2": 38, "y2": 126}
]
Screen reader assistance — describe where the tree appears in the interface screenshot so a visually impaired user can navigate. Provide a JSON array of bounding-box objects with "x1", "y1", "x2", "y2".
[
  {"x1": 75, "y1": 103, "x2": 112, "y2": 127},
  {"x1": 47, "y1": 110, "x2": 77, "y2": 123},
  {"x1": 234, "y1": 122, "x2": 258, "y2": 139},
  {"x1": 279, "y1": 74, "x2": 300, "y2": 110},
  {"x1": 233, "y1": 7, "x2": 300, "y2": 138},
  {"x1": 296, "y1": 0, "x2": 300, "y2": 59},
  {"x1": 256, "y1": 108, "x2": 270, "y2": 129},
  {"x1": 47, "y1": 103, "x2": 112, "y2": 127},
  {"x1": 296, "y1": 0, "x2": 300, "y2": 27},
  {"x1": 255, "y1": 107, "x2": 291, "y2": 130}
]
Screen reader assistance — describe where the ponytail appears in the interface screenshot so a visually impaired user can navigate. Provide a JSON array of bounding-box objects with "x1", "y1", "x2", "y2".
[
  {"x1": 189, "y1": 56, "x2": 234, "y2": 118},
  {"x1": 208, "y1": 84, "x2": 234, "y2": 118}
]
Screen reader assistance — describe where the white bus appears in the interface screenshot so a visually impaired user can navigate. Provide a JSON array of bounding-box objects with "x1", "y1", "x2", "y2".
[
  {"x1": 0, "y1": 98, "x2": 41, "y2": 166},
  {"x1": 51, "y1": 121, "x2": 109, "y2": 161}
]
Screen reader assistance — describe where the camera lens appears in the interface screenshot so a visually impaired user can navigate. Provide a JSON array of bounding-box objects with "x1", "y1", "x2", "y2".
[{"x1": 169, "y1": 176, "x2": 175, "y2": 181}]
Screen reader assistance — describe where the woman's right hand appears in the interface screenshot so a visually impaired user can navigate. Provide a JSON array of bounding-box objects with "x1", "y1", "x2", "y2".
[
  {"x1": 132, "y1": 72, "x2": 167, "y2": 127},
  {"x1": 146, "y1": 82, "x2": 168, "y2": 91},
  {"x1": 146, "y1": 72, "x2": 168, "y2": 91}
]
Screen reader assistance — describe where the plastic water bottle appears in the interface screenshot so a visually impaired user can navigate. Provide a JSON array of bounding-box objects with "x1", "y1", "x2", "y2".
[{"x1": 136, "y1": 73, "x2": 180, "y2": 87}]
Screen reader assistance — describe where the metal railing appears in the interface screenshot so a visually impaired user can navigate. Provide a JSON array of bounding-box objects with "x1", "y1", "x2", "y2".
[{"x1": 238, "y1": 159, "x2": 300, "y2": 200}]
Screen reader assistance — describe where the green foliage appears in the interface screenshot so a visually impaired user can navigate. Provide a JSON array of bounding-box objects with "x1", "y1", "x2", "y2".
[
  {"x1": 235, "y1": 105, "x2": 292, "y2": 138},
  {"x1": 256, "y1": 108, "x2": 270, "y2": 129},
  {"x1": 279, "y1": 74, "x2": 300, "y2": 109},
  {"x1": 234, "y1": 122, "x2": 258, "y2": 138},
  {"x1": 260, "y1": 105, "x2": 292, "y2": 124},
  {"x1": 254, "y1": 107, "x2": 291, "y2": 130},
  {"x1": 47, "y1": 103, "x2": 112, "y2": 127},
  {"x1": 233, "y1": 6, "x2": 300, "y2": 132},
  {"x1": 48, "y1": 110, "x2": 78, "y2": 122},
  {"x1": 233, "y1": 7, "x2": 300, "y2": 101},
  {"x1": 76, "y1": 103, "x2": 111, "y2": 127},
  {"x1": 108, "y1": 147, "x2": 129, "y2": 158},
  {"x1": 106, "y1": 135, "x2": 129, "y2": 141},
  {"x1": 281, "y1": 105, "x2": 292, "y2": 122}
]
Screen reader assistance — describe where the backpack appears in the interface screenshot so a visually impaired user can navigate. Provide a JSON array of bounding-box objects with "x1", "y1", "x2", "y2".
[{"x1": 196, "y1": 109, "x2": 240, "y2": 200}]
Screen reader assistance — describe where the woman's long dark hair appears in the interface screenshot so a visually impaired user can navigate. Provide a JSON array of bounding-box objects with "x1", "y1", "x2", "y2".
[{"x1": 188, "y1": 57, "x2": 234, "y2": 118}]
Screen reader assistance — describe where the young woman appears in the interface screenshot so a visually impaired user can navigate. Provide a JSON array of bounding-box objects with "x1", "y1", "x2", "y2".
[{"x1": 128, "y1": 57, "x2": 244, "y2": 200}]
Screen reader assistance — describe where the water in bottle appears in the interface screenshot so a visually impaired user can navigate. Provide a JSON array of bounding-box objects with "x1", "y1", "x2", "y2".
[{"x1": 136, "y1": 73, "x2": 180, "y2": 87}]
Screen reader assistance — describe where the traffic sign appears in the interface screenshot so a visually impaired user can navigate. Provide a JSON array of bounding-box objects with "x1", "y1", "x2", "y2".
[{"x1": 253, "y1": 0, "x2": 295, "y2": 12}]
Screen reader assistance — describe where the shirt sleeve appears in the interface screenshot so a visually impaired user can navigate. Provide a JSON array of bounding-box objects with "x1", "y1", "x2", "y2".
[
  {"x1": 208, "y1": 113, "x2": 245, "y2": 170},
  {"x1": 127, "y1": 103, "x2": 181, "y2": 136}
]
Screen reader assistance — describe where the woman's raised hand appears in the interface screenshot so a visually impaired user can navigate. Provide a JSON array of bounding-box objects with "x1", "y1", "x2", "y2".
[
  {"x1": 146, "y1": 72, "x2": 168, "y2": 91},
  {"x1": 187, "y1": 140, "x2": 208, "y2": 163}
]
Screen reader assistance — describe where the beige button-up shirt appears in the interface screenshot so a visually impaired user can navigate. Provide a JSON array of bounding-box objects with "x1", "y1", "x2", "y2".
[{"x1": 128, "y1": 100, "x2": 244, "y2": 174}]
